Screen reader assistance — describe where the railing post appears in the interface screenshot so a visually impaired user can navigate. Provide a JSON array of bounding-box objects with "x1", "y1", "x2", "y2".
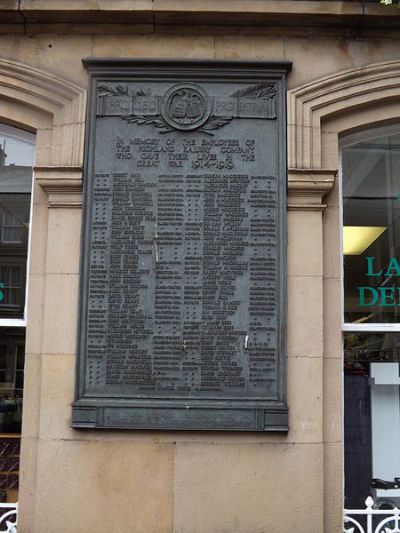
[{"x1": 365, "y1": 496, "x2": 374, "y2": 533}]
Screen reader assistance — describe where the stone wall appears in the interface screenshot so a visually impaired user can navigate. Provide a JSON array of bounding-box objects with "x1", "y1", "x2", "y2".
[{"x1": 0, "y1": 3, "x2": 399, "y2": 531}]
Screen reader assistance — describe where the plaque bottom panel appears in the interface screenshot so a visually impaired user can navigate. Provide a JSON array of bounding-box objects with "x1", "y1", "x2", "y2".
[{"x1": 72, "y1": 403, "x2": 288, "y2": 431}]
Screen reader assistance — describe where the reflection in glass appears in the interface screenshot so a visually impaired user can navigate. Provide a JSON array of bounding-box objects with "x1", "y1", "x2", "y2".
[
  {"x1": 0, "y1": 125, "x2": 33, "y2": 504},
  {"x1": 344, "y1": 332, "x2": 400, "y2": 508},
  {"x1": 0, "y1": 327, "x2": 24, "y2": 434},
  {"x1": 343, "y1": 134, "x2": 400, "y2": 323},
  {"x1": 0, "y1": 125, "x2": 34, "y2": 319},
  {"x1": 0, "y1": 327, "x2": 24, "y2": 503}
]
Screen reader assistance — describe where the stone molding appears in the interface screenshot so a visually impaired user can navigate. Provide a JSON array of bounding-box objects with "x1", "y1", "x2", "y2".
[
  {"x1": 288, "y1": 59, "x2": 400, "y2": 170},
  {"x1": 35, "y1": 166, "x2": 83, "y2": 208},
  {"x1": 2, "y1": 1, "x2": 400, "y2": 31},
  {"x1": 287, "y1": 169, "x2": 336, "y2": 211},
  {"x1": 0, "y1": 57, "x2": 86, "y2": 167}
]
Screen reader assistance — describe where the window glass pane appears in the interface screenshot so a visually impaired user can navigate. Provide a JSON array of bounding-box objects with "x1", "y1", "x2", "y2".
[
  {"x1": 2, "y1": 209, "x2": 26, "y2": 243},
  {"x1": 0, "y1": 327, "x2": 25, "y2": 503},
  {"x1": 0, "y1": 328, "x2": 24, "y2": 433},
  {"x1": 0, "y1": 125, "x2": 33, "y2": 505},
  {"x1": 343, "y1": 134, "x2": 400, "y2": 324},
  {"x1": 0, "y1": 125, "x2": 34, "y2": 319},
  {"x1": 0, "y1": 327, "x2": 25, "y2": 502},
  {"x1": 344, "y1": 331, "x2": 400, "y2": 508}
]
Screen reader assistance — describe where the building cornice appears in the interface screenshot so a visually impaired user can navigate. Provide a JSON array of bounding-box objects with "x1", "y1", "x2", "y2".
[{"x1": 1, "y1": 1, "x2": 400, "y2": 33}]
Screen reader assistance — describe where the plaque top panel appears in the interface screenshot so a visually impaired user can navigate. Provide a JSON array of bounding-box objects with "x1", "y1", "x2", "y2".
[{"x1": 73, "y1": 60, "x2": 290, "y2": 431}]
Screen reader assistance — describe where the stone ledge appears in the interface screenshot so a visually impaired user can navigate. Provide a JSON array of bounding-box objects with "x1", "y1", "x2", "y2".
[
  {"x1": 288, "y1": 168, "x2": 337, "y2": 211},
  {"x1": 35, "y1": 166, "x2": 83, "y2": 208}
]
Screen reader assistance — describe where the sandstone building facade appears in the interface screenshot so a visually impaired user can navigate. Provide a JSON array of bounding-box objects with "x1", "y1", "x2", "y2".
[{"x1": 0, "y1": 1, "x2": 399, "y2": 531}]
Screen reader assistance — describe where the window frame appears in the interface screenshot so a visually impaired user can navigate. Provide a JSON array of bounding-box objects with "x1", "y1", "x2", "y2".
[
  {"x1": 0, "y1": 124, "x2": 35, "y2": 329},
  {"x1": 341, "y1": 124, "x2": 400, "y2": 509},
  {"x1": 341, "y1": 124, "x2": 400, "y2": 333},
  {"x1": 1, "y1": 208, "x2": 27, "y2": 245}
]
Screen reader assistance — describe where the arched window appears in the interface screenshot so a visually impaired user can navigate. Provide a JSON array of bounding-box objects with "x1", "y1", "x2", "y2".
[
  {"x1": 342, "y1": 125, "x2": 400, "y2": 510},
  {"x1": 0, "y1": 124, "x2": 34, "y2": 504}
]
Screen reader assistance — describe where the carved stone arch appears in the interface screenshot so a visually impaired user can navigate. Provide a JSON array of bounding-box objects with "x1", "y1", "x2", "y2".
[
  {"x1": 0, "y1": 57, "x2": 86, "y2": 204},
  {"x1": 288, "y1": 59, "x2": 400, "y2": 170},
  {"x1": 287, "y1": 59, "x2": 400, "y2": 208}
]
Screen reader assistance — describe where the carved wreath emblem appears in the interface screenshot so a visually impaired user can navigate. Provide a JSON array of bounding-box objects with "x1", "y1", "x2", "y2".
[
  {"x1": 161, "y1": 83, "x2": 212, "y2": 131},
  {"x1": 123, "y1": 83, "x2": 233, "y2": 136}
]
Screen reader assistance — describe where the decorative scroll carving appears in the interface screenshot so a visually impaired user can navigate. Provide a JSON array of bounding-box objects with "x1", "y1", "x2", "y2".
[{"x1": 0, "y1": 503, "x2": 17, "y2": 533}]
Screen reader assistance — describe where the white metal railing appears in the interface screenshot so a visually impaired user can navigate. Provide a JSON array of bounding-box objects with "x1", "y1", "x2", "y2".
[
  {"x1": 344, "y1": 496, "x2": 400, "y2": 533},
  {"x1": 0, "y1": 503, "x2": 17, "y2": 532}
]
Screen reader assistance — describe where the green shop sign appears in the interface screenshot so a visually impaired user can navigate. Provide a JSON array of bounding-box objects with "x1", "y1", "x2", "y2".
[{"x1": 358, "y1": 257, "x2": 400, "y2": 306}]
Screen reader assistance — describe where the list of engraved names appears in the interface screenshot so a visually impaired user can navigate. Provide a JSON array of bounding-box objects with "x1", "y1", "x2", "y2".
[{"x1": 86, "y1": 133, "x2": 278, "y2": 399}]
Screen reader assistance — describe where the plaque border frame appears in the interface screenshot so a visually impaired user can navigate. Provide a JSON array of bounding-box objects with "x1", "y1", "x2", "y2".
[{"x1": 73, "y1": 59, "x2": 291, "y2": 432}]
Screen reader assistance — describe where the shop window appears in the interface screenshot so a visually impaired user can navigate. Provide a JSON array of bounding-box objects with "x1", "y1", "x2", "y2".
[
  {"x1": 342, "y1": 127, "x2": 400, "y2": 511},
  {"x1": 0, "y1": 124, "x2": 34, "y2": 504}
]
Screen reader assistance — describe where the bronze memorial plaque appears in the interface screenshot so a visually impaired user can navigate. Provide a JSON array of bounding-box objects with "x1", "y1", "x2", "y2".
[{"x1": 72, "y1": 60, "x2": 291, "y2": 431}]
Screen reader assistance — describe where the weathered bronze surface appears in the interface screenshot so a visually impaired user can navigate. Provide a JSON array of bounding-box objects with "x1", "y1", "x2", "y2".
[{"x1": 72, "y1": 59, "x2": 291, "y2": 431}]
